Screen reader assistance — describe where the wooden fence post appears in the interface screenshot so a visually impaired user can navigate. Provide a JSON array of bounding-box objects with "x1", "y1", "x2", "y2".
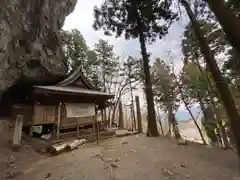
[
  {"x1": 135, "y1": 96, "x2": 143, "y2": 133},
  {"x1": 118, "y1": 101, "x2": 124, "y2": 129},
  {"x1": 12, "y1": 115, "x2": 23, "y2": 151}
]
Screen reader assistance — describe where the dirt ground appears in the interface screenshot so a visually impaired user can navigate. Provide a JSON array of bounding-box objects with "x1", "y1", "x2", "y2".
[
  {"x1": 3, "y1": 135, "x2": 237, "y2": 180},
  {"x1": 0, "y1": 119, "x2": 42, "y2": 180}
]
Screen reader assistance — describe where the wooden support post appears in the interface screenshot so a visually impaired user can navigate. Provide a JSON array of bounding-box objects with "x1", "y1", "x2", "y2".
[
  {"x1": 93, "y1": 118, "x2": 96, "y2": 133},
  {"x1": 57, "y1": 103, "x2": 61, "y2": 139},
  {"x1": 118, "y1": 101, "x2": 124, "y2": 129},
  {"x1": 95, "y1": 106, "x2": 100, "y2": 144},
  {"x1": 96, "y1": 120, "x2": 100, "y2": 145},
  {"x1": 12, "y1": 115, "x2": 23, "y2": 151},
  {"x1": 135, "y1": 96, "x2": 143, "y2": 133},
  {"x1": 77, "y1": 118, "x2": 80, "y2": 137},
  {"x1": 29, "y1": 125, "x2": 33, "y2": 137}
]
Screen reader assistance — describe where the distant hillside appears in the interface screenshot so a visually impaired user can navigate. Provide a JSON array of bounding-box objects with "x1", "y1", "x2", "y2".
[{"x1": 175, "y1": 104, "x2": 201, "y2": 121}]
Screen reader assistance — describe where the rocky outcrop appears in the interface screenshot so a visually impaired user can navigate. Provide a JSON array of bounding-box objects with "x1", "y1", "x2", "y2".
[{"x1": 0, "y1": 0, "x2": 77, "y2": 96}]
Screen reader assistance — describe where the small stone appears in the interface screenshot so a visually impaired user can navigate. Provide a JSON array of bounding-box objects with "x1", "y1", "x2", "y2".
[
  {"x1": 44, "y1": 173, "x2": 52, "y2": 178},
  {"x1": 130, "y1": 149, "x2": 136, "y2": 152},
  {"x1": 135, "y1": 135, "x2": 139, "y2": 140},
  {"x1": 177, "y1": 139, "x2": 188, "y2": 145},
  {"x1": 8, "y1": 156, "x2": 16, "y2": 163},
  {"x1": 163, "y1": 168, "x2": 173, "y2": 176}
]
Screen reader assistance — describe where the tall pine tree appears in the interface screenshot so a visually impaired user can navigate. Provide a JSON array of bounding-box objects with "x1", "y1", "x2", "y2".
[{"x1": 92, "y1": 0, "x2": 178, "y2": 136}]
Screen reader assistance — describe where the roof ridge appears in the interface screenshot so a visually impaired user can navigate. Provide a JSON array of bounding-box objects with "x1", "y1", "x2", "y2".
[{"x1": 57, "y1": 65, "x2": 94, "y2": 89}]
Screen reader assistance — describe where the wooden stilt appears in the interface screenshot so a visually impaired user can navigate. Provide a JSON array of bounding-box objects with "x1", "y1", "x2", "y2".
[
  {"x1": 57, "y1": 103, "x2": 61, "y2": 139},
  {"x1": 29, "y1": 125, "x2": 33, "y2": 137},
  {"x1": 94, "y1": 106, "x2": 100, "y2": 145},
  {"x1": 77, "y1": 118, "x2": 80, "y2": 137},
  {"x1": 12, "y1": 115, "x2": 23, "y2": 151},
  {"x1": 96, "y1": 120, "x2": 100, "y2": 145},
  {"x1": 93, "y1": 118, "x2": 96, "y2": 133}
]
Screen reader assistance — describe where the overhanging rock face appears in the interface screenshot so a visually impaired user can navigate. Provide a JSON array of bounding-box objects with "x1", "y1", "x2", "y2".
[{"x1": 0, "y1": 0, "x2": 77, "y2": 95}]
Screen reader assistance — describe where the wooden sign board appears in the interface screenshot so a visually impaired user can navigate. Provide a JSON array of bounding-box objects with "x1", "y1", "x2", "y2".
[{"x1": 65, "y1": 103, "x2": 95, "y2": 118}]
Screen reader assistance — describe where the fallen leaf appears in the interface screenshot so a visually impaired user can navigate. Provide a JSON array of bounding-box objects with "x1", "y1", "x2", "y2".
[
  {"x1": 106, "y1": 158, "x2": 113, "y2": 162},
  {"x1": 115, "y1": 157, "x2": 120, "y2": 162},
  {"x1": 181, "y1": 163, "x2": 187, "y2": 168},
  {"x1": 121, "y1": 141, "x2": 128, "y2": 145},
  {"x1": 110, "y1": 162, "x2": 119, "y2": 168}
]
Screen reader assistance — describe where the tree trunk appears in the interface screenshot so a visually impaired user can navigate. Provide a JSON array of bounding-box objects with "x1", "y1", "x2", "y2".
[
  {"x1": 207, "y1": 0, "x2": 240, "y2": 53},
  {"x1": 178, "y1": 83, "x2": 207, "y2": 144},
  {"x1": 167, "y1": 104, "x2": 173, "y2": 137},
  {"x1": 138, "y1": 29, "x2": 159, "y2": 137},
  {"x1": 198, "y1": 93, "x2": 220, "y2": 146},
  {"x1": 172, "y1": 115, "x2": 181, "y2": 140},
  {"x1": 195, "y1": 54, "x2": 229, "y2": 147},
  {"x1": 110, "y1": 83, "x2": 128, "y2": 126},
  {"x1": 118, "y1": 101, "x2": 124, "y2": 129},
  {"x1": 103, "y1": 109, "x2": 107, "y2": 127},
  {"x1": 128, "y1": 60, "x2": 136, "y2": 131},
  {"x1": 156, "y1": 104, "x2": 164, "y2": 135},
  {"x1": 182, "y1": 0, "x2": 240, "y2": 156},
  {"x1": 135, "y1": 96, "x2": 143, "y2": 133},
  {"x1": 168, "y1": 103, "x2": 181, "y2": 140},
  {"x1": 210, "y1": 102, "x2": 229, "y2": 147},
  {"x1": 107, "y1": 107, "x2": 112, "y2": 128}
]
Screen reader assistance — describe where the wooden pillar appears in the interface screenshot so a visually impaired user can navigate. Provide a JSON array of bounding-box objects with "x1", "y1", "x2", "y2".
[
  {"x1": 96, "y1": 120, "x2": 100, "y2": 145},
  {"x1": 29, "y1": 102, "x2": 36, "y2": 137},
  {"x1": 94, "y1": 106, "x2": 100, "y2": 144},
  {"x1": 135, "y1": 96, "x2": 143, "y2": 133},
  {"x1": 56, "y1": 103, "x2": 62, "y2": 139},
  {"x1": 77, "y1": 118, "x2": 80, "y2": 137},
  {"x1": 118, "y1": 101, "x2": 124, "y2": 129},
  {"x1": 12, "y1": 115, "x2": 23, "y2": 150},
  {"x1": 93, "y1": 117, "x2": 96, "y2": 132}
]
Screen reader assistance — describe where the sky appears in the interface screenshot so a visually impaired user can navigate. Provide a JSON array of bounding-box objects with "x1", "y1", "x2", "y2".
[{"x1": 63, "y1": 0, "x2": 197, "y2": 120}]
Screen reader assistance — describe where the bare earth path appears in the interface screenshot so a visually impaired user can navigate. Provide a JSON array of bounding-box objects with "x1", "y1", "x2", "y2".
[{"x1": 17, "y1": 135, "x2": 239, "y2": 180}]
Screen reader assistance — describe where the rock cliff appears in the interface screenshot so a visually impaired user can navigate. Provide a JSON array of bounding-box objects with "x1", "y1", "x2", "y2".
[{"x1": 0, "y1": 0, "x2": 77, "y2": 96}]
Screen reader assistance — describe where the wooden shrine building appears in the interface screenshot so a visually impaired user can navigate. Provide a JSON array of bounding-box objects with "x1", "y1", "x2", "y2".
[{"x1": 0, "y1": 67, "x2": 114, "y2": 139}]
